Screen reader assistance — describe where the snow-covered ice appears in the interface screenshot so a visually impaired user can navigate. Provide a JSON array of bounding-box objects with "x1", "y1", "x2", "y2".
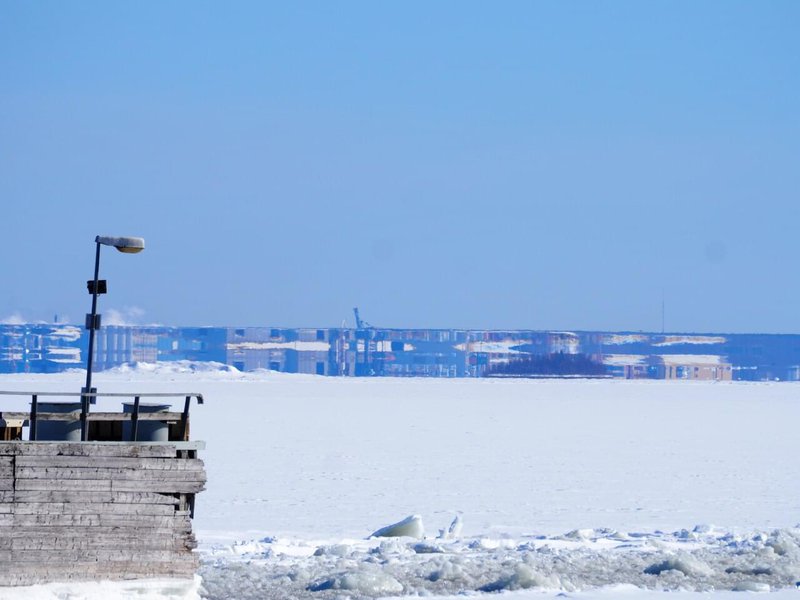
[
  {"x1": 1, "y1": 365, "x2": 799, "y2": 599},
  {"x1": 198, "y1": 526, "x2": 800, "y2": 598}
]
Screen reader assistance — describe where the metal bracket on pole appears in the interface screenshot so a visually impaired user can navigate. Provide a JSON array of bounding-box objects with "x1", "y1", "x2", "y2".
[
  {"x1": 86, "y1": 279, "x2": 107, "y2": 295},
  {"x1": 85, "y1": 314, "x2": 102, "y2": 330}
]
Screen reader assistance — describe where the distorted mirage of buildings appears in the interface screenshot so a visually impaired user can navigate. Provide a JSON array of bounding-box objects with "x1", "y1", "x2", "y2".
[{"x1": 2, "y1": 323, "x2": 800, "y2": 381}]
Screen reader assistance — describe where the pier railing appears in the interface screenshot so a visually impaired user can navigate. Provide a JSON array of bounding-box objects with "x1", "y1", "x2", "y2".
[{"x1": 0, "y1": 391, "x2": 203, "y2": 442}]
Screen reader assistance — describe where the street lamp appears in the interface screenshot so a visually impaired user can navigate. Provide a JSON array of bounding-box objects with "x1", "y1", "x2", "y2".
[{"x1": 81, "y1": 235, "x2": 145, "y2": 441}]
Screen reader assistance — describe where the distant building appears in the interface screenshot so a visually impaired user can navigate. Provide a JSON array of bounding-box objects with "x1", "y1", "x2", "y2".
[
  {"x1": 652, "y1": 355, "x2": 733, "y2": 381},
  {"x1": 0, "y1": 324, "x2": 798, "y2": 381},
  {"x1": 0, "y1": 324, "x2": 83, "y2": 373},
  {"x1": 225, "y1": 327, "x2": 338, "y2": 375}
]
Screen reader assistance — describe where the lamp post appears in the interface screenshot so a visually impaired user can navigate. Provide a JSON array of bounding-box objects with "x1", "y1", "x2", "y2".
[{"x1": 81, "y1": 235, "x2": 145, "y2": 441}]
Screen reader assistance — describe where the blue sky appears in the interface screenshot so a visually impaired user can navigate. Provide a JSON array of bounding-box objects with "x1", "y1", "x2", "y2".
[{"x1": 1, "y1": 2, "x2": 798, "y2": 331}]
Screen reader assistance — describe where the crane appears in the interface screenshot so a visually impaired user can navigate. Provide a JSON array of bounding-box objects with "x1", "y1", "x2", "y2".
[
  {"x1": 353, "y1": 307, "x2": 371, "y2": 330},
  {"x1": 352, "y1": 307, "x2": 376, "y2": 376}
]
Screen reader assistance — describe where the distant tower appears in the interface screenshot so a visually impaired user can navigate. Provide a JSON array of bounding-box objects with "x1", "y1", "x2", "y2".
[{"x1": 54, "y1": 314, "x2": 59, "y2": 324}]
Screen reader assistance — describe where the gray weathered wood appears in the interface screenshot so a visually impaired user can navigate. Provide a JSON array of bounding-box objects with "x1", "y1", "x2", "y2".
[
  {"x1": 8, "y1": 536, "x2": 193, "y2": 551},
  {"x1": 14, "y1": 479, "x2": 113, "y2": 491},
  {"x1": 12, "y1": 490, "x2": 180, "y2": 505},
  {"x1": 16, "y1": 466, "x2": 206, "y2": 481},
  {"x1": 0, "y1": 557, "x2": 198, "y2": 585},
  {"x1": 11, "y1": 490, "x2": 114, "y2": 504},
  {"x1": 16, "y1": 456, "x2": 204, "y2": 470},
  {"x1": 111, "y1": 491, "x2": 183, "y2": 505},
  {"x1": 110, "y1": 479, "x2": 205, "y2": 493},
  {"x1": 11, "y1": 478, "x2": 202, "y2": 493},
  {"x1": 10, "y1": 549, "x2": 195, "y2": 562},
  {"x1": 0, "y1": 525, "x2": 191, "y2": 537},
  {"x1": 12, "y1": 502, "x2": 178, "y2": 516},
  {"x1": 0, "y1": 411, "x2": 182, "y2": 422},
  {"x1": 0, "y1": 442, "x2": 179, "y2": 458},
  {"x1": 0, "y1": 440, "x2": 204, "y2": 586}
]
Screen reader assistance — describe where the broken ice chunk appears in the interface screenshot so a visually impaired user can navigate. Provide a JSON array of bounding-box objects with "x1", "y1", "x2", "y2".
[{"x1": 370, "y1": 514, "x2": 424, "y2": 539}]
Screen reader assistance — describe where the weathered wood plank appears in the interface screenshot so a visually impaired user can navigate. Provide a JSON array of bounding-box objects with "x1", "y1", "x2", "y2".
[
  {"x1": 1, "y1": 565, "x2": 198, "y2": 583},
  {"x1": 11, "y1": 513, "x2": 102, "y2": 526},
  {"x1": 9, "y1": 536, "x2": 192, "y2": 551},
  {"x1": 16, "y1": 456, "x2": 203, "y2": 470},
  {"x1": 12, "y1": 490, "x2": 114, "y2": 503},
  {"x1": 0, "y1": 412, "x2": 182, "y2": 422},
  {"x1": 0, "y1": 525, "x2": 194, "y2": 537},
  {"x1": 0, "y1": 443, "x2": 178, "y2": 458},
  {"x1": 111, "y1": 479, "x2": 205, "y2": 493},
  {"x1": 7, "y1": 548, "x2": 196, "y2": 563},
  {"x1": 98, "y1": 514, "x2": 191, "y2": 529},
  {"x1": 0, "y1": 479, "x2": 13, "y2": 491},
  {"x1": 111, "y1": 491, "x2": 182, "y2": 505},
  {"x1": 10, "y1": 513, "x2": 190, "y2": 528},
  {"x1": 0, "y1": 557, "x2": 198, "y2": 584},
  {"x1": 16, "y1": 467, "x2": 206, "y2": 482},
  {"x1": 12, "y1": 490, "x2": 179, "y2": 505},
  {"x1": 13, "y1": 502, "x2": 177, "y2": 516},
  {"x1": 14, "y1": 479, "x2": 112, "y2": 491},
  {"x1": 2, "y1": 554, "x2": 198, "y2": 566},
  {"x1": 2, "y1": 526, "x2": 192, "y2": 539},
  {"x1": 0, "y1": 456, "x2": 13, "y2": 467},
  {"x1": 0, "y1": 491, "x2": 13, "y2": 502}
]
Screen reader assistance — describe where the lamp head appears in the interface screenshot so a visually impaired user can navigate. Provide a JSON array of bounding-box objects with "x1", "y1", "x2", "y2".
[{"x1": 96, "y1": 236, "x2": 145, "y2": 254}]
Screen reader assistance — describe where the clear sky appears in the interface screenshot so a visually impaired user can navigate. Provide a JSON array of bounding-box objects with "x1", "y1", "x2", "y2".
[{"x1": 1, "y1": 2, "x2": 798, "y2": 332}]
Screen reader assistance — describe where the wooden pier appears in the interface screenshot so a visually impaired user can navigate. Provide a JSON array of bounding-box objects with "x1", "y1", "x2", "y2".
[{"x1": 0, "y1": 393, "x2": 206, "y2": 586}]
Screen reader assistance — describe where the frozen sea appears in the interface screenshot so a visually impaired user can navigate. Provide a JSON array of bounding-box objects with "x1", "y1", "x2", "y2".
[{"x1": 0, "y1": 365, "x2": 799, "y2": 599}]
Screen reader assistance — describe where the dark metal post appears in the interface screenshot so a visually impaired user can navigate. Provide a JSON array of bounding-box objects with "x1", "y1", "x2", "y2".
[
  {"x1": 81, "y1": 239, "x2": 102, "y2": 441},
  {"x1": 130, "y1": 396, "x2": 141, "y2": 441},
  {"x1": 30, "y1": 394, "x2": 38, "y2": 441},
  {"x1": 180, "y1": 396, "x2": 191, "y2": 441}
]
